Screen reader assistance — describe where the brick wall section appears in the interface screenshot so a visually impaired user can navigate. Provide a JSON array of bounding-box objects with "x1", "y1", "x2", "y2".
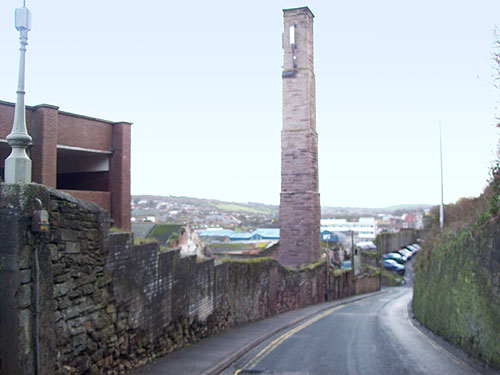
[
  {"x1": 0, "y1": 184, "x2": 380, "y2": 375},
  {"x1": 0, "y1": 101, "x2": 16, "y2": 139},
  {"x1": 31, "y1": 105, "x2": 59, "y2": 187},
  {"x1": 0, "y1": 100, "x2": 131, "y2": 230},
  {"x1": 0, "y1": 100, "x2": 33, "y2": 139},
  {"x1": 110, "y1": 122, "x2": 131, "y2": 231},
  {"x1": 57, "y1": 113, "x2": 112, "y2": 152}
]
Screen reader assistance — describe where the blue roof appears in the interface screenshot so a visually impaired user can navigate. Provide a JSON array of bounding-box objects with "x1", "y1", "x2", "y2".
[
  {"x1": 254, "y1": 228, "x2": 280, "y2": 239},
  {"x1": 197, "y1": 228, "x2": 280, "y2": 241},
  {"x1": 229, "y1": 232, "x2": 255, "y2": 240},
  {"x1": 197, "y1": 229, "x2": 235, "y2": 237}
]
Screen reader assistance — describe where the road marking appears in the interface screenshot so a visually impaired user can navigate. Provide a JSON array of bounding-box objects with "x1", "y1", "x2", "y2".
[{"x1": 233, "y1": 305, "x2": 344, "y2": 374}]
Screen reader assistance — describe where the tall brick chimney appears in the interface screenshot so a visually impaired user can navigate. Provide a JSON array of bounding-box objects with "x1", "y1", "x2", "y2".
[{"x1": 277, "y1": 7, "x2": 321, "y2": 268}]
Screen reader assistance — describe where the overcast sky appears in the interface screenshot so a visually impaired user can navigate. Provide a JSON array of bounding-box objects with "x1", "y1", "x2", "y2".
[{"x1": 1, "y1": 0, "x2": 499, "y2": 208}]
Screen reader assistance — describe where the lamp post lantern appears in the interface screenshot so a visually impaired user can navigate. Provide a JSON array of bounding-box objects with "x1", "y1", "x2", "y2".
[{"x1": 4, "y1": 1, "x2": 32, "y2": 184}]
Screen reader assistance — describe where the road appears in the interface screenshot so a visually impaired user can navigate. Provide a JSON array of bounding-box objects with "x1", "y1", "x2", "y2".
[{"x1": 222, "y1": 285, "x2": 487, "y2": 375}]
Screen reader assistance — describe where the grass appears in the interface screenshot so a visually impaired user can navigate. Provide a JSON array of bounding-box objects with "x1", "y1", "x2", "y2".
[
  {"x1": 134, "y1": 238, "x2": 158, "y2": 246},
  {"x1": 110, "y1": 227, "x2": 129, "y2": 233},
  {"x1": 380, "y1": 268, "x2": 404, "y2": 286},
  {"x1": 220, "y1": 257, "x2": 274, "y2": 264},
  {"x1": 147, "y1": 224, "x2": 183, "y2": 246},
  {"x1": 332, "y1": 268, "x2": 351, "y2": 277},
  {"x1": 213, "y1": 203, "x2": 271, "y2": 214},
  {"x1": 300, "y1": 260, "x2": 326, "y2": 271}
]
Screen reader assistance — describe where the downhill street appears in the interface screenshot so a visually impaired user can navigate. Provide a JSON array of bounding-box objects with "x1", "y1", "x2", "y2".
[
  {"x1": 222, "y1": 263, "x2": 497, "y2": 375},
  {"x1": 224, "y1": 287, "x2": 481, "y2": 375}
]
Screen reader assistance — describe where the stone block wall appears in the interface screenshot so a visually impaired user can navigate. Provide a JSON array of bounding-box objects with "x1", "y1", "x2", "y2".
[
  {"x1": 354, "y1": 273, "x2": 381, "y2": 295},
  {"x1": 413, "y1": 221, "x2": 500, "y2": 368},
  {"x1": 375, "y1": 230, "x2": 417, "y2": 254},
  {"x1": 0, "y1": 184, "x2": 380, "y2": 375}
]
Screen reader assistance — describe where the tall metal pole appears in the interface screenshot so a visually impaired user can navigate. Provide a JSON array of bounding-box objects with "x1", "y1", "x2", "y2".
[
  {"x1": 439, "y1": 121, "x2": 444, "y2": 229},
  {"x1": 350, "y1": 230, "x2": 355, "y2": 275},
  {"x1": 5, "y1": 1, "x2": 32, "y2": 184}
]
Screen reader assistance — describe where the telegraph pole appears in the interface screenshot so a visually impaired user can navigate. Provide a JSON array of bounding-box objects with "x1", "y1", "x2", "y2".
[{"x1": 439, "y1": 121, "x2": 444, "y2": 229}]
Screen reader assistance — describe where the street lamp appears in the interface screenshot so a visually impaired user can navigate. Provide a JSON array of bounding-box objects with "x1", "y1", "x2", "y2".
[
  {"x1": 439, "y1": 121, "x2": 444, "y2": 229},
  {"x1": 5, "y1": 0, "x2": 32, "y2": 184}
]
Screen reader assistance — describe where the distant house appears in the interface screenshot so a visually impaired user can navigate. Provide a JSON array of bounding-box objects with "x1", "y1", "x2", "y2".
[
  {"x1": 197, "y1": 229, "x2": 234, "y2": 243},
  {"x1": 321, "y1": 217, "x2": 376, "y2": 242},
  {"x1": 321, "y1": 230, "x2": 338, "y2": 242},
  {"x1": 320, "y1": 228, "x2": 348, "y2": 245},
  {"x1": 403, "y1": 213, "x2": 417, "y2": 229}
]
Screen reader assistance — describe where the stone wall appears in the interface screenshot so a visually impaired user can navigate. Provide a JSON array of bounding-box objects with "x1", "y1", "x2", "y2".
[
  {"x1": 375, "y1": 230, "x2": 417, "y2": 254},
  {"x1": 413, "y1": 221, "x2": 500, "y2": 369},
  {"x1": 0, "y1": 184, "x2": 379, "y2": 375}
]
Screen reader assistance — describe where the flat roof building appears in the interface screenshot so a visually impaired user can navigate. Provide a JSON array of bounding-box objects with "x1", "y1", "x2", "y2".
[{"x1": 0, "y1": 100, "x2": 131, "y2": 230}]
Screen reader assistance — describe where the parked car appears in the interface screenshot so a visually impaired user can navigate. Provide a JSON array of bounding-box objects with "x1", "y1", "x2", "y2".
[
  {"x1": 404, "y1": 245, "x2": 417, "y2": 253},
  {"x1": 397, "y1": 248, "x2": 413, "y2": 260},
  {"x1": 383, "y1": 252, "x2": 406, "y2": 264},
  {"x1": 383, "y1": 259, "x2": 405, "y2": 275}
]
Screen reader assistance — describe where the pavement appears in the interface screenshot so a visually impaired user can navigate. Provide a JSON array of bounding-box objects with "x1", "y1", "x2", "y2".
[{"x1": 127, "y1": 290, "x2": 386, "y2": 375}]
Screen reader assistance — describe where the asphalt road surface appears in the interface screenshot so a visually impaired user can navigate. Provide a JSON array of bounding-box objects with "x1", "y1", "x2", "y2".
[{"x1": 222, "y1": 284, "x2": 489, "y2": 375}]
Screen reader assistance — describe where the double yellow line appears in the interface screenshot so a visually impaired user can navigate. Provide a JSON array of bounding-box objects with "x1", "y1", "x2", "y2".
[{"x1": 234, "y1": 305, "x2": 344, "y2": 374}]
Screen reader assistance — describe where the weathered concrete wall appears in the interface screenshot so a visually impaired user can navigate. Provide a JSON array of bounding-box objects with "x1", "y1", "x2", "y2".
[
  {"x1": 413, "y1": 221, "x2": 500, "y2": 369},
  {"x1": 375, "y1": 230, "x2": 417, "y2": 254},
  {"x1": 0, "y1": 184, "x2": 380, "y2": 375}
]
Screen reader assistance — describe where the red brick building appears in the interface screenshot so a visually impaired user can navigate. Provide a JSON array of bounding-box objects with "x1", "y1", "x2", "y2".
[{"x1": 0, "y1": 100, "x2": 131, "y2": 230}]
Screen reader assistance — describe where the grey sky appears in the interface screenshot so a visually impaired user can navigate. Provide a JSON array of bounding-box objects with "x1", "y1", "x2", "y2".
[{"x1": 1, "y1": 0, "x2": 499, "y2": 207}]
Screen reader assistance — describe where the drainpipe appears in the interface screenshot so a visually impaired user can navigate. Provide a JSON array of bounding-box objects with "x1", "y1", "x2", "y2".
[
  {"x1": 31, "y1": 198, "x2": 49, "y2": 375},
  {"x1": 34, "y1": 241, "x2": 40, "y2": 375}
]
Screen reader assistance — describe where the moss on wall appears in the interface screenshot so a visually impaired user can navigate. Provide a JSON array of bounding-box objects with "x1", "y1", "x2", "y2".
[
  {"x1": 380, "y1": 268, "x2": 404, "y2": 286},
  {"x1": 413, "y1": 191, "x2": 500, "y2": 368}
]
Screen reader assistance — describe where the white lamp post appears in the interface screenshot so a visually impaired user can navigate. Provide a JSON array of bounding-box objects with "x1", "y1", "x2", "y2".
[{"x1": 5, "y1": 0, "x2": 32, "y2": 184}]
